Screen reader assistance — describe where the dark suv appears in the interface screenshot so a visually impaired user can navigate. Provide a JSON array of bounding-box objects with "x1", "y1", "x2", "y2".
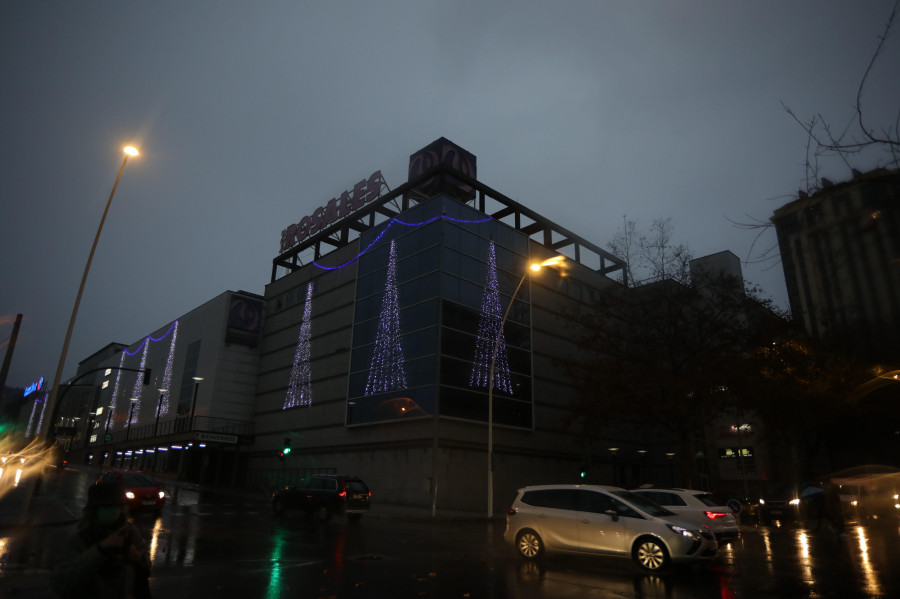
[{"x1": 272, "y1": 474, "x2": 371, "y2": 521}]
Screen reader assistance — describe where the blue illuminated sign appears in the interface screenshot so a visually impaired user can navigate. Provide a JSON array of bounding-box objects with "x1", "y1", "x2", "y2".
[{"x1": 24, "y1": 377, "x2": 44, "y2": 397}]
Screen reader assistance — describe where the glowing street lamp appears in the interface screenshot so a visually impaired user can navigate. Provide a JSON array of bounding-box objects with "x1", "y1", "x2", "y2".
[
  {"x1": 43, "y1": 146, "x2": 140, "y2": 443},
  {"x1": 487, "y1": 255, "x2": 565, "y2": 519}
]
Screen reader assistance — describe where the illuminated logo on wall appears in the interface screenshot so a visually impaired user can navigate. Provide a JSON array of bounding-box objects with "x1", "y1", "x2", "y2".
[
  {"x1": 280, "y1": 171, "x2": 389, "y2": 253},
  {"x1": 408, "y1": 137, "x2": 477, "y2": 200}
]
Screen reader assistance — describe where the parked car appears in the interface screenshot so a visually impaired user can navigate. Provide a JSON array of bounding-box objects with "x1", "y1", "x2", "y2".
[
  {"x1": 759, "y1": 483, "x2": 817, "y2": 523},
  {"x1": 272, "y1": 474, "x2": 371, "y2": 521},
  {"x1": 504, "y1": 484, "x2": 717, "y2": 571},
  {"x1": 629, "y1": 488, "x2": 740, "y2": 541},
  {"x1": 96, "y1": 469, "x2": 166, "y2": 513},
  {"x1": 714, "y1": 491, "x2": 761, "y2": 523}
]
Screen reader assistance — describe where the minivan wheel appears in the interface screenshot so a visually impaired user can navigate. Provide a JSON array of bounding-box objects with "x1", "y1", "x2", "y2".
[
  {"x1": 516, "y1": 530, "x2": 544, "y2": 560},
  {"x1": 633, "y1": 537, "x2": 669, "y2": 571}
]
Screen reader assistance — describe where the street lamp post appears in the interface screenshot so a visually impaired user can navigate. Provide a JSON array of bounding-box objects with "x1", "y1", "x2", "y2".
[
  {"x1": 608, "y1": 447, "x2": 620, "y2": 485},
  {"x1": 126, "y1": 398, "x2": 139, "y2": 441},
  {"x1": 189, "y1": 377, "x2": 204, "y2": 431},
  {"x1": 487, "y1": 255, "x2": 564, "y2": 519},
  {"x1": 42, "y1": 146, "x2": 139, "y2": 443},
  {"x1": 153, "y1": 389, "x2": 166, "y2": 471},
  {"x1": 154, "y1": 389, "x2": 166, "y2": 438}
]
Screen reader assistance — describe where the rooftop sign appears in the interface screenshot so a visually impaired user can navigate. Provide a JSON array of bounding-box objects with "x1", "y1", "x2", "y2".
[{"x1": 280, "y1": 171, "x2": 388, "y2": 253}]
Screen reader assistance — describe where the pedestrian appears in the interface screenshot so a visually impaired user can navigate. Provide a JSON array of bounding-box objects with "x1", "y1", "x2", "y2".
[
  {"x1": 50, "y1": 481, "x2": 152, "y2": 599},
  {"x1": 824, "y1": 482, "x2": 846, "y2": 535}
]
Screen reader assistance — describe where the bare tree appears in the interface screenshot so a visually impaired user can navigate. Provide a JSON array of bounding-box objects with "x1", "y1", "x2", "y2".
[
  {"x1": 734, "y1": 0, "x2": 899, "y2": 266},
  {"x1": 608, "y1": 217, "x2": 692, "y2": 286},
  {"x1": 785, "y1": 0, "x2": 900, "y2": 190}
]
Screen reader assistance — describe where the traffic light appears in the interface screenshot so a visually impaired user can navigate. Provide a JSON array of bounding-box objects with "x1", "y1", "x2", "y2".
[{"x1": 283, "y1": 437, "x2": 292, "y2": 457}]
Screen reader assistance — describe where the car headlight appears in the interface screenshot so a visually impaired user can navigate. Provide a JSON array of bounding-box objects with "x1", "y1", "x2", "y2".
[
  {"x1": 759, "y1": 498, "x2": 765, "y2": 505},
  {"x1": 667, "y1": 524, "x2": 698, "y2": 538},
  {"x1": 789, "y1": 498, "x2": 800, "y2": 506},
  {"x1": 158, "y1": 491, "x2": 165, "y2": 499},
  {"x1": 125, "y1": 491, "x2": 135, "y2": 499}
]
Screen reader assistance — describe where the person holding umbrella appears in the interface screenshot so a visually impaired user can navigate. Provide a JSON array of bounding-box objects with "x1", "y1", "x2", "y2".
[{"x1": 51, "y1": 481, "x2": 152, "y2": 598}]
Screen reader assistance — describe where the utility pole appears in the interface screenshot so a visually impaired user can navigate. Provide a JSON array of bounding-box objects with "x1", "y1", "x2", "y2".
[{"x1": 0, "y1": 314, "x2": 23, "y2": 392}]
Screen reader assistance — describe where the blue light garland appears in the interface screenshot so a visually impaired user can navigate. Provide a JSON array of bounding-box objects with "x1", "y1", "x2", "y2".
[
  {"x1": 123, "y1": 320, "x2": 178, "y2": 356},
  {"x1": 109, "y1": 352, "x2": 126, "y2": 422},
  {"x1": 159, "y1": 320, "x2": 178, "y2": 417},
  {"x1": 365, "y1": 239, "x2": 408, "y2": 394},
  {"x1": 25, "y1": 396, "x2": 40, "y2": 438},
  {"x1": 35, "y1": 393, "x2": 48, "y2": 438},
  {"x1": 129, "y1": 342, "x2": 149, "y2": 425},
  {"x1": 470, "y1": 241, "x2": 514, "y2": 394},
  {"x1": 313, "y1": 214, "x2": 491, "y2": 271},
  {"x1": 284, "y1": 283, "x2": 314, "y2": 409}
]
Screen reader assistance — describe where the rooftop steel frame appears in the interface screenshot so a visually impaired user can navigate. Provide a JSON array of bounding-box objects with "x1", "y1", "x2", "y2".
[{"x1": 272, "y1": 162, "x2": 626, "y2": 283}]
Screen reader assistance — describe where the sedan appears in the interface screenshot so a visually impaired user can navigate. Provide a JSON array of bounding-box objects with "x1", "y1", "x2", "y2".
[
  {"x1": 97, "y1": 469, "x2": 166, "y2": 513},
  {"x1": 630, "y1": 488, "x2": 740, "y2": 540}
]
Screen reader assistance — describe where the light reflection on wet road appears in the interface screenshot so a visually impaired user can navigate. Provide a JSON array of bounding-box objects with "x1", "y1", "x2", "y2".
[{"x1": 3, "y1": 468, "x2": 900, "y2": 598}]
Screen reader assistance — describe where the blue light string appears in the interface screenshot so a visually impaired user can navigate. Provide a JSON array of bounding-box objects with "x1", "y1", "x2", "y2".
[
  {"x1": 124, "y1": 320, "x2": 178, "y2": 356},
  {"x1": 313, "y1": 214, "x2": 492, "y2": 271}
]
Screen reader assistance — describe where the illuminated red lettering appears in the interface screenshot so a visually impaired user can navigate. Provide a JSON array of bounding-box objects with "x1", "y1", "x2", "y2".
[
  {"x1": 297, "y1": 217, "x2": 310, "y2": 242},
  {"x1": 365, "y1": 171, "x2": 384, "y2": 203},
  {"x1": 309, "y1": 207, "x2": 324, "y2": 235},
  {"x1": 338, "y1": 190, "x2": 354, "y2": 217},
  {"x1": 350, "y1": 181, "x2": 367, "y2": 210},
  {"x1": 324, "y1": 198, "x2": 339, "y2": 226}
]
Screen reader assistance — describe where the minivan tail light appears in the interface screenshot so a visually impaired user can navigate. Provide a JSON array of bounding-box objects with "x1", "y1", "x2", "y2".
[{"x1": 705, "y1": 510, "x2": 727, "y2": 519}]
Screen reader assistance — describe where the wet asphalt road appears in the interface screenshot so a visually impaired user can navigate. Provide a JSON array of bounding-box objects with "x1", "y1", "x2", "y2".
[{"x1": 2, "y1": 467, "x2": 900, "y2": 598}]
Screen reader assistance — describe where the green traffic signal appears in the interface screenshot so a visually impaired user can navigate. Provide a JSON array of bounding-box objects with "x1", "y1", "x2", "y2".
[{"x1": 283, "y1": 437, "x2": 292, "y2": 456}]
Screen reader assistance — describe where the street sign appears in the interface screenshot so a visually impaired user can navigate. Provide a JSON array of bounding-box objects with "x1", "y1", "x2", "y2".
[{"x1": 195, "y1": 432, "x2": 238, "y2": 444}]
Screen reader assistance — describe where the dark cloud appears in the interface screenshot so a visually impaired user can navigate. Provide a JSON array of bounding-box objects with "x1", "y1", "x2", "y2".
[{"x1": 2, "y1": 1, "x2": 898, "y2": 388}]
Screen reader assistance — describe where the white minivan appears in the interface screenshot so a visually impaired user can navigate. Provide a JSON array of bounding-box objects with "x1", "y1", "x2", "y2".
[{"x1": 504, "y1": 484, "x2": 717, "y2": 571}]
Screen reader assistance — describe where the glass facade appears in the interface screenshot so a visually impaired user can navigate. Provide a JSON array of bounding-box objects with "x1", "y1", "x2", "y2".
[{"x1": 346, "y1": 195, "x2": 533, "y2": 428}]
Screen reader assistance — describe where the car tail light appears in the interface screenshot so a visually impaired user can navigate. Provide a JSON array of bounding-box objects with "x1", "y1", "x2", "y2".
[
  {"x1": 339, "y1": 491, "x2": 346, "y2": 498},
  {"x1": 705, "y1": 510, "x2": 728, "y2": 519},
  {"x1": 507, "y1": 507, "x2": 517, "y2": 517}
]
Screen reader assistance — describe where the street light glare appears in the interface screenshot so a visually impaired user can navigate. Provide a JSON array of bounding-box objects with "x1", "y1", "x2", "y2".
[
  {"x1": 530, "y1": 255, "x2": 566, "y2": 272},
  {"x1": 123, "y1": 146, "x2": 139, "y2": 156},
  {"x1": 540, "y1": 255, "x2": 565, "y2": 267}
]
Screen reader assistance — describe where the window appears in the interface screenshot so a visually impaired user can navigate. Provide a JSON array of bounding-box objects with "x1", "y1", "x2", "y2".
[
  {"x1": 609, "y1": 497, "x2": 642, "y2": 519},
  {"x1": 521, "y1": 489, "x2": 580, "y2": 511},
  {"x1": 579, "y1": 490, "x2": 615, "y2": 514},
  {"x1": 640, "y1": 491, "x2": 686, "y2": 507}
]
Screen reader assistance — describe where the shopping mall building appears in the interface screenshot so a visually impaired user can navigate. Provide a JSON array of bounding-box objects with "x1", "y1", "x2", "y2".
[{"x1": 33, "y1": 138, "x2": 756, "y2": 514}]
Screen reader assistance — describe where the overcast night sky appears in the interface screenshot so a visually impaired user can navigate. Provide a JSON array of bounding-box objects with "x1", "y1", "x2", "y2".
[{"x1": 1, "y1": 1, "x2": 898, "y2": 390}]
